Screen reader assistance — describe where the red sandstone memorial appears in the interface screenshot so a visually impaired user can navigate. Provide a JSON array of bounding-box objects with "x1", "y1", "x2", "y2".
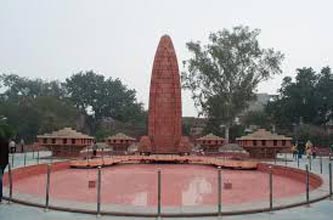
[{"x1": 139, "y1": 35, "x2": 191, "y2": 154}]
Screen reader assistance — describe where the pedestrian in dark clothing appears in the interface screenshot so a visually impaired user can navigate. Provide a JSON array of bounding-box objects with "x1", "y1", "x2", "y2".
[
  {"x1": 20, "y1": 139, "x2": 25, "y2": 153},
  {"x1": 312, "y1": 147, "x2": 317, "y2": 159},
  {"x1": 92, "y1": 140, "x2": 97, "y2": 158},
  {"x1": 0, "y1": 138, "x2": 9, "y2": 203}
]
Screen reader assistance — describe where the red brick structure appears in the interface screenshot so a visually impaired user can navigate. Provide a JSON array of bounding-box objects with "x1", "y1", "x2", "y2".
[
  {"x1": 196, "y1": 133, "x2": 224, "y2": 152},
  {"x1": 105, "y1": 133, "x2": 136, "y2": 154},
  {"x1": 139, "y1": 35, "x2": 191, "y2": 154},
  {"x1": 236, "y1": 129, "x2": 292, "y2": 159},
  {"x1": 36, "y1": 127, "x2": 94, "y2": 157}
]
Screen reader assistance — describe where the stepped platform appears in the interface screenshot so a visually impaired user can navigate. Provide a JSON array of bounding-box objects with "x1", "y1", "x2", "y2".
[{"x1": 70, "y1": 155, "x2": 258, "y2": 169}]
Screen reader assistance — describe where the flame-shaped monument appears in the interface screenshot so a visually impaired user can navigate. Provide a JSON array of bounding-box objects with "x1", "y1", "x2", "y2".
[{"x1": 139, "y1": 35, "x2": 191, "y2": 154}]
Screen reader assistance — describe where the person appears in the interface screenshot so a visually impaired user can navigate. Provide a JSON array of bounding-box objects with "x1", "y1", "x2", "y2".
[
  {"x1": 312, "y1": 146, "x2": 317, "y2": 159},
  {"x1": 9, "y1": 139, "x2": 16, "y2": 153},
  {"x1": 0, "y1": 138, "x2": 9, "y2": 203},
  {"x1": 306, "y1": 146, "x2": 312, "y2": 159},
  {"x1": 92, "y1": 140, "x2": 98, "y2": 158},
  {"x1": 20, "y1": 138, "x2": 25, "y2": 153},
  {"x1": 305, "y1": 140, "x2": 313, "y2": 159},
  {"x1": 291, "y1": 144, "x2": 298, "y2": 159}
]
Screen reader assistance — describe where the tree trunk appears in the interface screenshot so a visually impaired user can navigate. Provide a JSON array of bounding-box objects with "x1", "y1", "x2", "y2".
[{"x1": 225, "y1": 125, "x2": 230, "y2": 143}]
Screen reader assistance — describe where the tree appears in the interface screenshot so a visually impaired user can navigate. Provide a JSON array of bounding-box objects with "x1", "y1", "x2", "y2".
[
  {"x1": 0, "y1": 74, "x2": 65, "y2": 101},
  {"x1": 182, "y1": 26, "x2": 284, "y2": 142},
  {"x1": 0, "y1": 116, "x2": 15, "y2": 139},
  {"x1": 315, "y1": 67, "x2": 333, "y2": 126},
  {"x1": 0, "y1": 96, "x2": 81, "y2": 142},
  {"x1": 241, "y1": 110, "x2": 272, "y2": 129},
  {"x1": 0, "y1": 74, "x2": 80, "y2": 142},
  {"x1": 65, "y1": 71, "x2": 145, "y2": 131},
  {"x1": 266, "y1": 67, "x2": 319, "y2": 129}
]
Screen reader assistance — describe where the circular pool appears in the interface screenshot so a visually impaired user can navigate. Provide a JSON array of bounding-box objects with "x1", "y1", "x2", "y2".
[{"x1": 11, "y1": 164, "x2": 315, "y2": 207}]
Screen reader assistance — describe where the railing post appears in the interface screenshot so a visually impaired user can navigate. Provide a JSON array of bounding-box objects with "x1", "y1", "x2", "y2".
[
  {"x1": 297, "y1": 153, "x2": 300, "y2": 168},
  {"x1": 11, "y1": 153, "x2": 14, "y2": 168},
  {"x1": 284, "y1": 152, "x2": 287, "y2": 166},
  {"x1": 37, "y1": 150, "x2": 40, "y2": 164},
  {"x1": 218, "y1": 167, "x2": 222, "y2": 216},
  {"x1": 269, "y1": 166, "x2": 273, "y2": 211},
  {"x1": 101, "y1": 147, "x2": 104, "y2": 164},
  {"x1": 305, "y1": 164, "x2": 310, "y2": 206},
  {"x1": 309, "y1": 157, "x2": 312, "y2": 171},
  {"x1": 97, "y1": 166, "x2": 102, "y2": 216},
  {"x1": 50, "y1": 146, "x2": 53, "y2": 164},
  {"x1": 8, "y1": 163, "x2": 13, "y2": 204},
  {"x1": 157, "y1": 169, "x2": 162, "y2": 218},
  {"x1": 45, "y1": 164, "x2": 51, "y2": 211},
  {"x1": 329, "y1": 162, "x2": 332, "y2": 199},
  {"x1": 24, "y1": 151, "x2": 27, "y2": 167},
  {"x1": 320, "y1": 156, "x2": 323, "y2": 174}
]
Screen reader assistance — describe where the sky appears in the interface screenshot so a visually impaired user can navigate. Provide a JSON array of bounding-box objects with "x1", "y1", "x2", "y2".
[{"x1": 0, "y1": 0, "x2": 332, "y2": 117}]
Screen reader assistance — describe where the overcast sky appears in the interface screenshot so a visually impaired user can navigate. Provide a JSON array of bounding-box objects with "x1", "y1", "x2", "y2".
[{"x1": 0, "y1": 0, "x2": 332, "y2": 116}]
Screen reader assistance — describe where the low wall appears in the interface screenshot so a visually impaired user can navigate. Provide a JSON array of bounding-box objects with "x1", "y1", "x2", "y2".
[
  {"x1": 3, "y1": 161, "x2": 70, "y2": 185},
  {"x1": 202, "y1": 152, "x2": 250, "y2": 159},
  {"x1": 3, "y1": 161, "x2": 323, "y2": 191},
  {"x1": 257, "y1": 163, "x2": 323, "y2": 188}
]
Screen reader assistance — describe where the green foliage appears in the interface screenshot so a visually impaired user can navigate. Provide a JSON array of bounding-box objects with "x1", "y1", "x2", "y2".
[
  {"x1": 0, "y1": 71, "x2": 146, "y2": 141},
  {"x1": 315, "y1": 67, "x2": 333, "y2": 125},
  {"x1": 0, "y1": 96, "x2": 80, "y2": 143},
  {"x1": 297, "y1": 124, "x2": 333, "y2": 146},
  {"x1": 182, "y1": 26, "x2": 284, "y2": 139},
  {"x1": 203, "y1": 121, "x2": 245, "y2": 141},
  {"x1": 94, "y1": 128, "x2": 114, "y2": 142},
  {"x1": 229, "y1": 124, "x2": 246, "y2": 142},
  {"x1": 0, "y1": 74, "x2": 65, "y2": 100},
  {"x1": 65, "y1": 71, "x2": 145, "y2": 124},
  {"x1": 241, "y1": 110, "x2": 272, "y2": 129},
  {"x1": 203, "y1": 118, "x2": 224, "y2": 137},
  {"x1": 182, "y1": 121, "x2": 192, "y2": 136},
  {"x1": 0, "y1": 116, "x2": 15, "y2": 139},
  {"x1": 267, "y1": 67, "x2": 333, "y2": 128}
]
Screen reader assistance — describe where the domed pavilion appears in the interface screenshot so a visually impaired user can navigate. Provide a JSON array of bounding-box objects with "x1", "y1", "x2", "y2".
[
  {"x1": 105, "y1": 133, "x2": 136, "y2": 154},
  {"x1": 36, "y1": 127, "x2": 94, "y2": 157},
  {"x1": 236, "y1": 129, "x2": 292, "y2": 159},
  {"x1": 196, "y1": 133, "x2": 225, "y2": 152}
]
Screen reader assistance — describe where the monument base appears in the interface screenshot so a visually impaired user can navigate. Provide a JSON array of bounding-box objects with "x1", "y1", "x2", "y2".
[{"x1": 138, "y1": 136, "x2": 192, "y2": 155}]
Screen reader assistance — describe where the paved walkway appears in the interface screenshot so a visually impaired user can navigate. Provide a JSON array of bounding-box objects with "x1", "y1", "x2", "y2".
[{"x1": 0, "y1": 152, "x2": 332, "y2": 219}]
